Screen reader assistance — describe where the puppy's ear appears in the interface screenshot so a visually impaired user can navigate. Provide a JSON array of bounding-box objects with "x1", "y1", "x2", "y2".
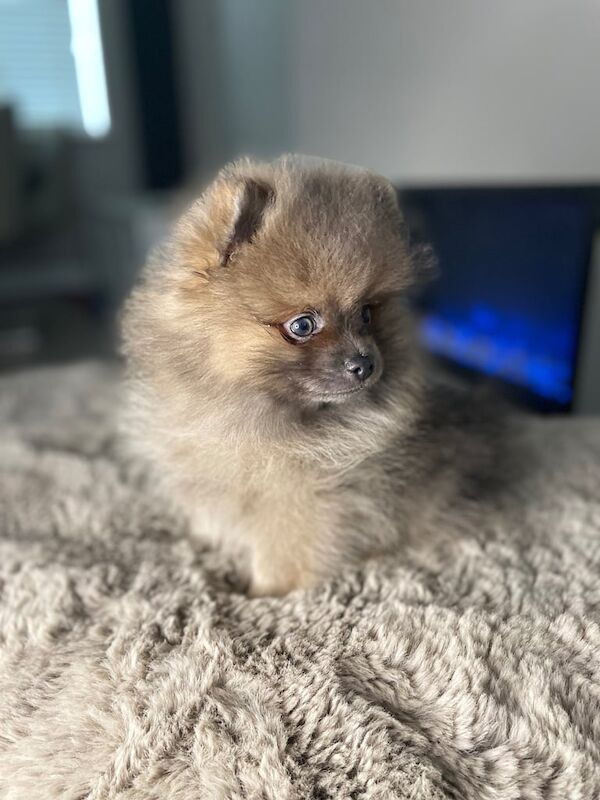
[
  {"x1": 174, "y1": 164, "x2": 274, "y2": 281},
  {"x1": 373, "y1": 179, "x2": 401, "y2": 215},
  {"x1": 410, "y1": 241, "x2": 438, "y2": 285},
  {"x1": 221, "y1": 178, "x2": 274, "y2": 266},
  {"x1": 373, "y1": 179, "x2": 438, "y2": 287}
]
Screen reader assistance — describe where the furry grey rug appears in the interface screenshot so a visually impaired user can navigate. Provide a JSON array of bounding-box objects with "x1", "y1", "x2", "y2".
[{"x1": 1, "y1": 362, "x2": 600, "y2": 799}]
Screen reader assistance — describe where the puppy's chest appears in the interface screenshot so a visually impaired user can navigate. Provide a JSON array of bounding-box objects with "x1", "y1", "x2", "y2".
[
  {"x1": 202, "y1": 447, "x2": 332, "y2": 529},
  {"x1": 238, "y1": 455, "x2": 322, "y2": 515}
]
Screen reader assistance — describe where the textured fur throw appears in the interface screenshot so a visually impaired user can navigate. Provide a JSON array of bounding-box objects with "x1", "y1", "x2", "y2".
[{"x1": 1, "y1": 362, "x2": 600, "y2": 799}]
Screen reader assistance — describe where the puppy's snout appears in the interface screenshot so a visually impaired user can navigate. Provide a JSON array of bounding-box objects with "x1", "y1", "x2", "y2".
[{"x1": 344, "y1": 353, "x2": 374, "y2": 382}]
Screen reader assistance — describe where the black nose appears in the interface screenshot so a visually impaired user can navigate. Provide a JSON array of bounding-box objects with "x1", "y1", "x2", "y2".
[{"x1": 344, "y1": 353, "x2": 374, "y2": 382}]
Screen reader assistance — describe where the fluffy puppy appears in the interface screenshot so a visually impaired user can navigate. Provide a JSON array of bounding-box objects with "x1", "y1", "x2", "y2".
[{"x1": 123, "y1": 155, "x2": 500, "y2": 596}]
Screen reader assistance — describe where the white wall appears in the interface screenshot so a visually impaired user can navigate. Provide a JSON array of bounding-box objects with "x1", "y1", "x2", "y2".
[
  {"x1": 289, "y1": 0, "x2": 600, "y2": 183},
  {"x1": 174, "y1": 0, "x2": 600, "y2": 184}
]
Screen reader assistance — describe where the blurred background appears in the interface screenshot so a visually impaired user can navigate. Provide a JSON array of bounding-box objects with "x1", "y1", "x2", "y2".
[{"x1": 1, "y1": 0, "x2": 599, "y2": 412}]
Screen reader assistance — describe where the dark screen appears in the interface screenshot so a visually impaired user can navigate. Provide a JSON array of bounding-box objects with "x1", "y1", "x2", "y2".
[{"x1": 403, "y1": 189, "x2": 595, "y2": 407}]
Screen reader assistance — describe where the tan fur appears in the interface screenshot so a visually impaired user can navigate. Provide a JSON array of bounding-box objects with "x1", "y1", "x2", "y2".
[{"x1": 122, "y1": 155, "x2": 488, "y2": 596}]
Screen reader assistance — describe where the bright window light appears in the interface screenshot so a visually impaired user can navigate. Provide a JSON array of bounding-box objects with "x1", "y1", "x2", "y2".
[{"x1": 67, "y1": 0, "x2": 111, "y2": 138}]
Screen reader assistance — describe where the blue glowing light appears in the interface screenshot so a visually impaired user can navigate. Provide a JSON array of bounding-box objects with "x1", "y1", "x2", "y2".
[{"x1": 419, "y1": 304, "x2": 575, "y2": 404}]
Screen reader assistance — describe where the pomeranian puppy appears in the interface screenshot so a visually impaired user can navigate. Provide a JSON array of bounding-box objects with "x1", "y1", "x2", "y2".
[{"x1": 123, "y1": 155, "x2": 501, "y2": 596}]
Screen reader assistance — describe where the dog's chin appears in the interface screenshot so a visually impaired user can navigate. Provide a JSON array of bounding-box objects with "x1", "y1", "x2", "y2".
[
  {"x1": 306, "y1": 387, "x2": 366, "y2": 405},
  {"x1": 300, "y1": 379, "x2": 381, "y2": 407}
]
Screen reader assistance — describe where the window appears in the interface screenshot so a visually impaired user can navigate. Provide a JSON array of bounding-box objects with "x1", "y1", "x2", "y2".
[{"x1": 0, "y1": 0, "x2": 110, "y2": 137}]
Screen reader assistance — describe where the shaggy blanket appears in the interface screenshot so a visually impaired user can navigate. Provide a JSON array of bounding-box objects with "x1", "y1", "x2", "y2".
[{"x1": 1, "y1": 362, "x2": 600, "y2": 800}]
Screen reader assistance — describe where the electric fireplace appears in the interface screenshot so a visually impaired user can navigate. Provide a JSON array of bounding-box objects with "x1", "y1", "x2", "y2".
[{"x1": 401, "y1": 187, "x2": 600, "y2": 412}]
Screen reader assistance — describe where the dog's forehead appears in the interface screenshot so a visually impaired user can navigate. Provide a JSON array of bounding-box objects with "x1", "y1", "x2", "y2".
[
  {"x1": 285, "y1": 167, "x2": 384, "y2": 228},
  {"x1": 269, "y1": 183, "x2": 405, "y2": 299},
  {"x1": 241, "y1": 239, "x2": 393, "y2": 320}
]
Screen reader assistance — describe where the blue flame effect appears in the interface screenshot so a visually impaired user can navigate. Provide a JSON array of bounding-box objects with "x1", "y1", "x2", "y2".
[{"x1": 419, "y1": 303, "x2": 575, "y2": 404}]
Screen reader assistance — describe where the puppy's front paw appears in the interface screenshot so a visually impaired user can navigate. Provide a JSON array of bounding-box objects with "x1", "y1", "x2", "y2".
[
  {"x1": 247, "y1": 557, "x2": 311, "y2": 597},
  {"x1": 247, "y1": 573, "x2": 302, "y2": 598}
]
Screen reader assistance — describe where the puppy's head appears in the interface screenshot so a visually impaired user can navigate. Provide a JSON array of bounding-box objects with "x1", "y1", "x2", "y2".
[{"x1": 140, "y1": 156, "x2": 427, "y2": 408}]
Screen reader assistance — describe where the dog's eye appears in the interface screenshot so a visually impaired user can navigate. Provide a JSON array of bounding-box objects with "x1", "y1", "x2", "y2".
[
  {"x1": 361, "y1": 305, "x2": 372, "y2": 325},
  {"x1": 284, "y1": 314, "x2": 317, "y2": 340}
]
